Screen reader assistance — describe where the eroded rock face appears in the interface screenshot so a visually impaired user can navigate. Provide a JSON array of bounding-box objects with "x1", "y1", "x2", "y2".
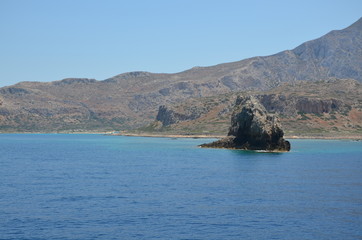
[
  {"x1": 200, "y1": 96, "x2": 290, "y2": 152},
  {"x1": 258, "y1": 94, "x2": 343, "y2": 115},
  {"x1": 156, "y1": 105, "x2": 201, "y2": 126}
]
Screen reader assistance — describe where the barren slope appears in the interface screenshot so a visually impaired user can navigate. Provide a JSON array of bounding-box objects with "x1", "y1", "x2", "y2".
[{"x1": 0, "y1": 18, "x2": 361, "y2": 132}]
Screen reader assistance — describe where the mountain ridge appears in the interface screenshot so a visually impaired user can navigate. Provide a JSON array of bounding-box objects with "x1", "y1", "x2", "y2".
[{"x1": 0, "y1": 17, "x2": 361, "y2": 133}]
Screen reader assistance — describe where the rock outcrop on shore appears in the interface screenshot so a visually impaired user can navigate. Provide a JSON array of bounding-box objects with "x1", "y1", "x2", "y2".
[{"x1": 200, "y1": 96, "x2": 291, "y2": 152}]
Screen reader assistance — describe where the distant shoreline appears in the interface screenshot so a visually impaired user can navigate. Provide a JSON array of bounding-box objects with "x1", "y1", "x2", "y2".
[
  {"x1": 286, "y1": 135, "x2": 362, "y2": 140},
  {"x1": 114, "y1": 132, "x2": 362, "y2": 140},
  {"x1": 1, "y1": 132, "x2": 360, "y2": 140},
  {"x1": 113, "y1": 133, "x2": 224, "y2": 139}
]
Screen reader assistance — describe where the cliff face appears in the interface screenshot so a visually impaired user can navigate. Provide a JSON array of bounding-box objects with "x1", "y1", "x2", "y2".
[
  {"x1": 258, "y1": 94, "x2": 343, "y2": 115},
  {"x1": 295, "y1": 98, "x2": 342, "y2": 114},
  {"x1": 200, "y1": 96, "x2": 291, "y2": 151},
  {"x1": 156, "y1": 105, "x2": 203, "y2": 126}
]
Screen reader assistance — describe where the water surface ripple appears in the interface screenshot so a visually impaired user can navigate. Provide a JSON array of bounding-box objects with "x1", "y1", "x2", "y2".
[{"x1": 0, "y1": 134, "x2": 361, "y2": 239}]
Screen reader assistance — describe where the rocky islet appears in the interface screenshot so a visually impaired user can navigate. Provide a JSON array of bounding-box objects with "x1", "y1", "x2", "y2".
[{"x1": 200, "y1": 96, "x2": 291, "y2": 152}]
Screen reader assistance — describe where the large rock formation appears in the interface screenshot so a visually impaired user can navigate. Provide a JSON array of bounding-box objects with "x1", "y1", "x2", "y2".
[
  {"x1": 156, "y1": 105, "x2": 203, "y2": 126},
  {"x1": 200, "y1": 96, "x2": 291, "y2": 151}
]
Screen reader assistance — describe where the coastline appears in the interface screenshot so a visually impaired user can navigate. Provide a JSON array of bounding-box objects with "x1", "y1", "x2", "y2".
[
  {"x1": 285, "y1": 135, "x2": 362, "y2": 140},
  {"x1": 1, "y1": 131, "x2": 360, "y2": 140},
  {"x1": 114, "y1": 132, "x2": 362, "y2": 140},
  {"x1": 114, "y1": 132, "x2": 224, "y2": 139}
]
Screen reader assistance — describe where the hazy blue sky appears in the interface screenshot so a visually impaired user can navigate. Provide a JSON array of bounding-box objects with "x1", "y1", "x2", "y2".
[{"x1": 0, "y1": 0, "x2": 361, "y2": 87}]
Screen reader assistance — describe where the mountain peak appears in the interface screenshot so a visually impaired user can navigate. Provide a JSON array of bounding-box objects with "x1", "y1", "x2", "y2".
[{"x1": 346, "y1": 17, "x2": 362, "y2": 30}]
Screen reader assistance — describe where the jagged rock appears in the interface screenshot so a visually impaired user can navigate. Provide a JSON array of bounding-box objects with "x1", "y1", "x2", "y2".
[
  {"x1": 156, "y1": 105, "x2": 204, "y2": 126},
  {"x1": 156, "y1": 105, "x2": 191, "y2": 126},
  {"x1": 200, "y1": 96, "x2": 291, "y2": 152}
]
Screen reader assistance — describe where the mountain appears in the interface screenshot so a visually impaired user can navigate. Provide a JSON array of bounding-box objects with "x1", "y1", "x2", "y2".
[
  {"x1": 145, "y1": 79, "x2": 362, "y2": 138},
  {"x1": 0, "y1": 18, "x2": 361, "y2": 133}
]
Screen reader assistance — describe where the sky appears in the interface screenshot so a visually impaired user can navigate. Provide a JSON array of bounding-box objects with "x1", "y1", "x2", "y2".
[{"x1": 0, "y1": 0, "x2": 361, "y2": 87}]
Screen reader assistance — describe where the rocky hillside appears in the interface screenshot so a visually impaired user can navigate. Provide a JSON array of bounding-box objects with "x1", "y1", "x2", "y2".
[
  {"x1": 0, "y1": 18, "x2": 361, "y2": 132},
  {"x1": 142, "y1": 79, "x2": 362, "y2": 138}
]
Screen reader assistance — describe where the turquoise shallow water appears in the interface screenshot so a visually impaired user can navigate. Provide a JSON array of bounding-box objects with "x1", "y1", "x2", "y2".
[{"x1": 0, "y1": 134, "x2": 361, "y2": 240}]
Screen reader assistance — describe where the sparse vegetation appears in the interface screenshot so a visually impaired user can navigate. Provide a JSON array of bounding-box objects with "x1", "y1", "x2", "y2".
[
  {"x1": 134, "y1": 80, "x2": 362, "y2": 137},
  {"x1": 297, "y1": 112, "x2": 311, "y2": 120},
  {"x1": 0, "y1": 18, "x2": 361, "y2": 137}
]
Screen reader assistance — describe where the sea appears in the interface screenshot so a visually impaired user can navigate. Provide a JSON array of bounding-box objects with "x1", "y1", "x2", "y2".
[{"x1": 0, "y1": 134, "x2": 361, "y2": 240}]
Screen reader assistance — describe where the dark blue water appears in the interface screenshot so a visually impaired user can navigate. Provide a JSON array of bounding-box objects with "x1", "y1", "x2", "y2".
[{"x1": 0, "y1": 134, "x2": 361, "y2": 240}]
